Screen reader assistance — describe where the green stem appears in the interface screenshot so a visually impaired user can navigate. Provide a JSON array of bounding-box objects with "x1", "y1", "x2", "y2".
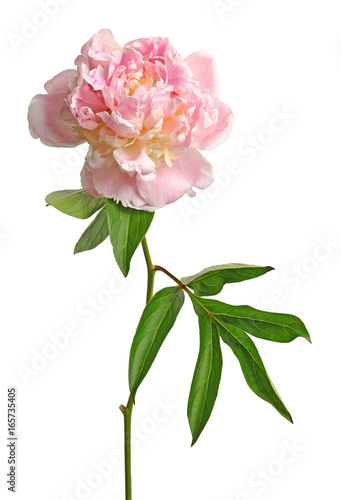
[
  {"x1": 141, "y1": 236, "x2": 155, "y2": 303},
  {"x1": 119, "y1": 397, "x2": 133, "y2": 500},
  {"x1": 120, "y1": 236, "x2": 155, "y2": 500}
]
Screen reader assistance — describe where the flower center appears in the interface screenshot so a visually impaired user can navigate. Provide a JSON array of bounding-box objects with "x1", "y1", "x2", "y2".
[
  {"x1": 127, "y1": 72, "x2": 155, "y2": 96},
  {"x1": 148, "y1": 141, "x2": 177, "y2": 167}
]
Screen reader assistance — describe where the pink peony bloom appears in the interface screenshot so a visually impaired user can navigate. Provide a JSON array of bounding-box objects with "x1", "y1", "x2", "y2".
[{"x1": 28, "y1": 30, "x2": 234, "y2": 210}]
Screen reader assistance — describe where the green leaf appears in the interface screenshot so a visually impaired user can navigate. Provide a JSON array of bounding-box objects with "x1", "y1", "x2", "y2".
[
  {"x1": 182, "y1": 263, "x2": 274, "y2": 296},
  {"x1": 106, "y1": 199, "x2": 154, "y2": 277},
  {"x1": 74, "y1": 207, "x2": 109, "y2": 254},
  {"x1": 188, "y1": 294, "x2": 307, "y2": 424},
  {"x1": 218, "y1": 322, "x2": 293, "y2": 422},
  {"x1": 188, "y1": 311, "x2": 222, "y2": 446},
  {"x1": 129, "y1": 286, "x2": 185, "y2": 401},
  {"x1": 190, "y1": 298, "x2": 311, "y2": 343},
  {"x1": 45, "y1": 190, "x2": 106, "y2": 219}
]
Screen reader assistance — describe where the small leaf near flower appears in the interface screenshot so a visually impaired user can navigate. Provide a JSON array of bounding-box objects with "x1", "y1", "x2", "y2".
[
  {"x1": 106, "y1": 199, "x2": 154, "y2": 277},
  {"x1": 45, "y1": 189, "x2": 106, "y2": 219},
  {"x1": 182, "y1": 263, "x2": 274, "y2": 297},
  {"x1": 74, "y1": 207, "x2": 109, "y2": 254}
]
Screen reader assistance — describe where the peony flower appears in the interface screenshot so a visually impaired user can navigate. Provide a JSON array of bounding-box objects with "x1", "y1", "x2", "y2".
[{"x1": 28, "y1": 30, "x2": 234, "y2": 210}]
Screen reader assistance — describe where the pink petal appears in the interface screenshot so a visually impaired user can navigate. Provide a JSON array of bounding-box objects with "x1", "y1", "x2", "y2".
[
  {"x1": 98, "y1": 110, "x2": 141, "y2": 138},
  {"x1": 28, "y1": 93, "x2": 84, "y2": 147},
  {"x1": 165, "y1": 51, "x2": 196, "y2": 95},
  {"x1": 89, "y1": 159, "x2": 148, "y2": 209},
  {"x1": 120, "y1": 48, "x2": 144, "y2": 76},
  {"x1": 144, "y1": 60, "x2": 168, "y2": 84},
  {"x1": 86, "y1": 149, "x2": 114, "y2": 170},
  {"x1": 44, "y1": 69, "x2": 77, "y2": 94},
  {"x1": 136, "y1": 148, "x2": 213, "y2": 209},
  {"x1": 70, "y1": 73, "x2": 108, "y2": 113},
  {"x1": 124, "y1": 37, "x2": 171, "y2": 59},
  {"x1": 80, "y1": 163, "x2": 102, "y2": 197},
  {"x1": 114, "y1": 142, "x2": 156, "y2": 180},
  {"x1": 192, "y1": 100, "x2": 234, "y2": 151},
  {"x1": 75, "y1": 29, "x2": 122, "y2": 69},
  {"x1": 88, "y1": 29, "x2": 122, "y2": 61},
  {"x1": 184, "y1": 51, "x2": 221, "y2": 98},
  {"x1": 83, "y1": 65, "x2": 109, "y2": 91}
]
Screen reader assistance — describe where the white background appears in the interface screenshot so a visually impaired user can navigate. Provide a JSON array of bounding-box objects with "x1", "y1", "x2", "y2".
[{"x1": 1, "y1": 0, "x2": 341, "y2": 499}]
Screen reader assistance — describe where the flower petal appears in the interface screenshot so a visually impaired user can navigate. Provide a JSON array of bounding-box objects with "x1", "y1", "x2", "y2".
[
  {"x1": 80, "y1": 163, "x2": 102, "y2": 197},
  {"x1": 86, "y1": 149, "x2": 114, "y2": 170},
  {"x1": 184, "y1": 51, "x2": 221, "y2": 98},
  {"x1": 28, "y1": 93, "x2": 84, "y2": 147},
  {"x1": 75, "y1": 29, "x2": 122, "y2": 69},
  {"x1": 86, "y1": 158, "x2": 148, "y2": 209},
  {"x1": 98, "y1": 110, "x2": 141, "y2": 138},
  {"x1": 114, "y1": 142, "x2": 156, "y2": 180},
  {"x1": 44, "y1": 69, "x2": 77, "y2": 94},
  {"x1": 136, "y1": 148, "x2": 213, "y2": 209},
  {"x1": 192, "y1": 100, "x2": 234, "y2": 151}
]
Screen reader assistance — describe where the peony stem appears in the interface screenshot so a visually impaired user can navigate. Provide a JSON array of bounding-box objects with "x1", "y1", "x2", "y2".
[
  {"x1": 120, "y1": 236, "x2": 155, "y2": 500},
  {"x1": 119, "y1": 396, "x2": 134, "y2": 500},
  {"x1": 141, "y1": 236, "x2": 155, "y2": 303}
]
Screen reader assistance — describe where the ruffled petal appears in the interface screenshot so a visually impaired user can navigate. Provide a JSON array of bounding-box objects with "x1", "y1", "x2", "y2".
[
  {"x1": 86, "y1": 149, "x2": 114, "y2": 170},
  {"x1": 184, "y1": 51, "x2": 221, "y2": 98},
  {"x1": 98, "y1": 110, "x2": 141, "y2": 138},
  {"x1": 80, "y1": 163, "x2": 102, "y2": 197},
  {"x1": 75, "y1": 29, "x2": 122, "y2": 69},
  {"x1": 136, "y1": 148, "x2": 213, "y2": 209},
  {"x1": 44, "y1": 69, "x2": 77, "y2": 94},
  {"x1": 192, "y1": 100, "x2": 234, "y2": 151},
  {"x1": 114, "y1": 142, "x2": 156, "y2": 180},
  {"x1": 89, "y1": 158, "x2": 148, "y2": 209},
  {"x1": 28, "y1": 93, "x2": 84, "y2": 147}
]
